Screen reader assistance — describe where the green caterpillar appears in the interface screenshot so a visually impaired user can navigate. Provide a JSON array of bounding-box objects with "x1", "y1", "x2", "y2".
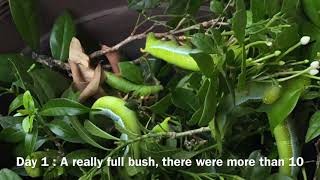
[
  {"x1": 92, "y1": 96, "x2": 141, "y2": 158},
  {"x1": 143, "y1": 33, "x2": 201, "y2": 71},
  {"x1": 273, "y1": 120, "x2": 300, "y2": 177},
  {"x1": 105, "y1": 71, "x2": 163, "y2": 96}
]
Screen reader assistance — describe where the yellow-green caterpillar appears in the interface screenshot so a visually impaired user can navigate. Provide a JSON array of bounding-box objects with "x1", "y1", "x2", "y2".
[
  {"x1": 92, "y1": 96, "x2": 141, "y2": 158},
  {"x1": 105, "y1": 72, "x2": 163, "y2": 96},
  {"x1": 143, "y1": 33, "x2": 201, "y2": 71},
  {"x1": 273, "y1": 120, "x2": 300, "y2": 177}
]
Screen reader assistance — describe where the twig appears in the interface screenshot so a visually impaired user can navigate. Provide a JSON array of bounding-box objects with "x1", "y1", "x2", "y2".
[
  {"x1": 89, "y1": 18, "x2": 228, "y2": 59},
  {"x1": 83, "y1": 126, "x2": 211, "y2": 179},
  {"x1": 314, "y1": 139, "x2": 320, "y2": 180},
  {"x1": 33, "y1": 18, "x2": 228, "y2": 73},
  {"x1": 32, "y1": 53, "x2": 112, "y2": 75}
]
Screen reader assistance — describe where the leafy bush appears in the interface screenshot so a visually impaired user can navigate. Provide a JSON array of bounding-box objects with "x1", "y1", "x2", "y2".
[{"x1": 1, "y1": 0, "x2": 320, "y2": 179}]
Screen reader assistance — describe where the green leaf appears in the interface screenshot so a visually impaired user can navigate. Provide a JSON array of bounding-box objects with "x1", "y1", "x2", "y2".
[
  {"x1": 250, "y1": 0, "x2": 265, "y2": 22},
  {"x1": 281, "y1": 0, "x2": 300, "y2": 17},
  {"x1": 150, "y1": 94, "x2": 172, "y2": 114},
  {"x1": 23, "y1": 91, "x2": 35, "y2": 112},
  {"x1": 265, "y1": 0, "x2": 281, "y2": 17},
  {"x1": 0, "y1": 168, "x2": 22, "y2": 180},
  {"x1": 9, "y1": 94, "x2": 23, "y2": 114},
  {"x1": 84, "y1": 120, "x2": 120, "y2": 141},
  {"x1": 69, "y1": 117, "x2": 109, "y2": 150},
  {"x1": 25, "y1": 126, "x2": 38, "y2": 155},
  {"x1": 190, "y1": 53, "x2": 215, "y2": 77},
  {"x1": 43, "y1": 166, "x2": 64, "y2": 180},
  {"x1": 48, "y1": 117, "x2": 84, "y2": 143},
  {"x1": 28, "y1": 67, "x2": 71, "y2": 104},
  {"x1": 305, "y1": 111, "x2": 320, "y2": 143},
  {"x1": 0, "y1": 116, "x2": 24, "y2": 129},
  {"x1": 198, "y1": 77, "x2": 218, "y2": 126},
  {"x1": 22, "y1": 116, "x2": 31, "y2": 133},
  {"x1": 9, "y1": 0, "x2": 39, "y2": 50},
  {"x1": 5, "y1": 54, "x2": 35, "y2": 89},
  {"x1": 237, "y1": 46, "x2": 247, "y2": 89},
  {"x1": 119, "y1": 62, "x2": 144, "y2": 84},
  {"x1": 41, "y1": 98, "x2": 90, "y2": 116},
  {"x1": 303, "y1": 0, "x2": 320, "y2": 28},
  {"x1": 50, "y1": 11, "x2": 76, "y2": 61},
  {"x1": 191, "y1": 33, "x2": 215, "y2": 54},
  {"x1": 0, "y1": 128, "x2": 25, "y2": 143},
  {"x1": 232, "y1": 0, "x2": 247, "y2": 44},
  {"x1": 261, "y1": 77, "x2": 310, "y2": 129},
  {"x1": 244, "y1": 151, "x2": 271, "y2": 180},
  {"x1": 210, "y1": 0, "x2": 224, "y2": 15},
  {"x1": 0, "y1": 55, "x2": 16, "y2": 83},
  {"x1": 188, "y1": 108, "x2": 203, "y2": 126},
  {"x1": 171, "y1": 88, "x2": 199, "y2": 111}
]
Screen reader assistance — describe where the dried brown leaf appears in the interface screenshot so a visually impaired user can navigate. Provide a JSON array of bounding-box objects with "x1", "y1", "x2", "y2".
[
  {"x1": 69, "y1": 37, "x2": 90, "y2": 67},
  {"x1": 79, "y1": 64, "x2": 102, "y2": 102},
  {"x1": 102, "y1": 45, "x2": 120, "y2": 74}
]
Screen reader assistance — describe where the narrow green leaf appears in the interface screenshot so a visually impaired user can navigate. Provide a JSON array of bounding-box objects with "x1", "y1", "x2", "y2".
[
  {"x1": 0, "y1": 128, "x2": 25, "y2": 143},
  {"x1": 171, "y1": 88, "x2": 199, "y2": 111},
  {"x1": 48, "y1": 117, "x2": 84, "y2": 143},
  {"x1": 25, "y1": 126, "x2": 38, "y2": 155},
  {"x1": 0, "y1": 168, "x2": 22, "y2": 180},
  {"x1": 305, "y1": 111, "x2": 320, "y2": 143},
  {"x1": 50, "y1": 11, "x2": 76, "y2": 61},
  {"x1": 149, "y1": 94, "x2": 172, "y2": 114},
  {"x1": 41, "y1": 98, "x2": 90, "y2": 116},
  {"x1": 188, "y1": 108, "x2": 203, "y2": 126},
  {"x1": 198, "y1": 77, "x2": 218, "y2": 126},
  {"x1": 84, "y1": 120, "x2": 120, "y2": 141},
  {"x1": 9, "y1": 94, "x2": 23, "y2": 114},
  {"x1": 251, "y1": 0, "x2": 265, "y2": 22},
  {"x1": 190, "y1": 53, "x2": 215, "y2": 77},
  {"x1": 232, "y1": 0, "x2": 247, "y2": 44},
  {"x1": 0, "y1": 116, "x2": 24, "y2": 129},
  {"x1": 22, "y1": 116, "x2": 31, "y2": 133},
  {"x1": 69, "y1": 117, "x2": 109, "y2": 150},
  {"x1": 7, "y1": 55, "x2": 35, "y2": 90},
  {"x1": 119, "y1": 62, "x2": 144, "y2": 84},
  {"x1": 9, "y1": 0, "x2": 40, "y2": 50},
  {"x1": 237, "y1": 45, "x2": 247, "y2": 89},
  {"x1": 23, "y1": 91, "x2": 35, "y2": 111},
  {"x1": 191, "y1": 33, "x2": 215, "y2": 54}
]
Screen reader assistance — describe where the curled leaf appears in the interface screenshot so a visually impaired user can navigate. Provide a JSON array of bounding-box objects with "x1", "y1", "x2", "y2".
[
  {"x1": 69, "y1": 37, "x2": 89, "y2": 67},
  {"x1": 102, "y1": 45, "x2": 120, "y2": 74}
]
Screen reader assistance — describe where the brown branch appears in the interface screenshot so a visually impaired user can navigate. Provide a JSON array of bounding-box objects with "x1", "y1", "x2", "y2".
[
  {"x1": 33, "y1": 18, "x2": 228, "y2": 73},
  {"x1": 89, "y1": 18, "x2": 228, "y2": 59},
  {"x1": 32, "y1": 53, "x2": 112, "y2": 75}
]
